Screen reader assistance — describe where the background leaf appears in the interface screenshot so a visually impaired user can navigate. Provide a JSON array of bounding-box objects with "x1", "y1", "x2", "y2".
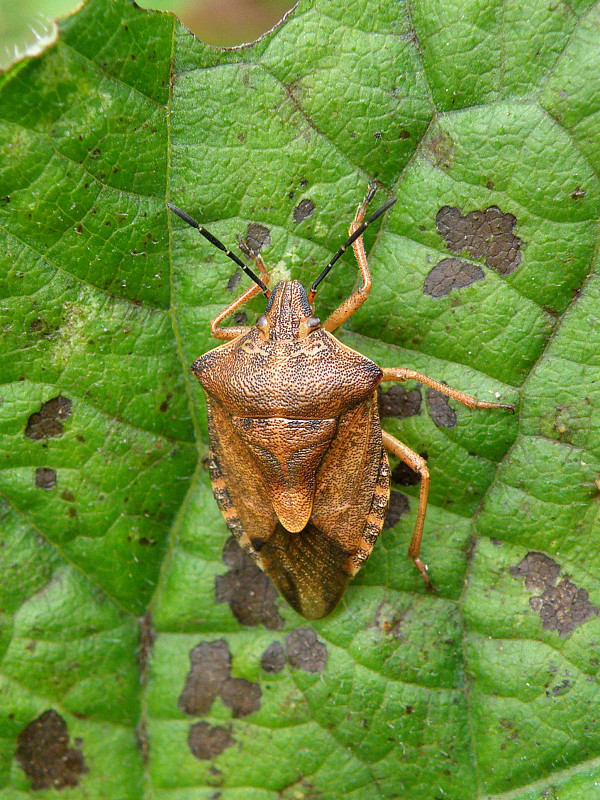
[{"x1": 1, "y1": 0, "x2": 600, "y2": 797}]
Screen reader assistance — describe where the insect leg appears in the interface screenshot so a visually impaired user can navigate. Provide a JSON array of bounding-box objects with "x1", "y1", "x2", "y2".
[
  {"x1": 210, "y1": 282, "x2": 264, "y2": 341},
  {"x1": 319, "y1": 187, "x2": 395, "y2": 332},
  {"x1": 381, "y1": 430, "x2": 432, "y2": 589},
  {"x1": 211, "y1": 249, "x2": 271, "y2": 339},
  {"x1": 238, "y1": 246, "x2": 270, "y2": 282},
  {"x1": 380, "y1": 368, "x2": 514, "y2": 411},
  {"x1": 168, "y1": 203, "x2": 271, "y2": 341}
]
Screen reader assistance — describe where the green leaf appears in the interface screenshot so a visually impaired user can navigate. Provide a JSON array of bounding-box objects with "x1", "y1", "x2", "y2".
[{"x1": 1, "y1": 0, "x2": 599, "y2": 797}]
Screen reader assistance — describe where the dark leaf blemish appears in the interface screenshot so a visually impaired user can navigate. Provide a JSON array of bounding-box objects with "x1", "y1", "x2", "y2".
[
  {"x1": 383, "y1": 489, "x2": 409, "y2": 530},
  {"x1": 378, "y1": 385, "x2": 421, "y2": 418},
  {"x1": 423, "y1": 257, "x2": 485, "y2": 297},
  {"x1": 511, "y1": 552, "x2": 599, "y2": 636},
  {"x1": 391, "y1": 459, "x2": 423, "y2": 487},
  {"x1": 25, "y1": 396, "x2": 73, "y2": 440},
  {"x1": 159, "y1": 393, "x2": 173, "y2": 413},
  {"x1": 179, "y1": 638, "x2": 261, "y2": 718},
  {"x1": 510, "y1": 551, "x2": 561, "y2": 592},
  {"x1": 215, "y1": 537, "x2": 284, "y2": 630},
  {"x1": 226, "y1": 271, "x2": 241, "y2": 293},
  {"x1": 188, "y1": 722, "x2": 234, "y2": 761},
  {"x1": 548, "y1": 679, "x2": 572, "y2": 697},
  {"x1": 135, "y1": 721, "x2": 149, "y2": 763},
  {"x1": 293, "y1": 198, "x2": 316, "y2": 223},
  {"x1": 16, "y1": 710, "x2": 87, "y2": 790},
  {"x1": 426, "y1": 388, "x2": 457, "y2": 428},
  {"x1": 285, "y1": 628, "x2": 327, "y2": 673},
  {"x1": 232, "y1": 310, "x2": 247, "y2": 325},
  {"x1": 261, "y1": 641, "x2": 286, "y2": 673},
  {"x1": 239, "y1": 223, "x2": 271, "y2": 258},
  {"x1": 436, "y1": 205, "x2": 523, "y2": 276},
  {"x1": 178, "y1": 640, "x2": 231, "y2": 716},
  {"x1": 220, "y1": 677, "x2": 262, "y2": 718},
  {"x1": 35, "y1": 467, "x2": 57, "y2": 490}
]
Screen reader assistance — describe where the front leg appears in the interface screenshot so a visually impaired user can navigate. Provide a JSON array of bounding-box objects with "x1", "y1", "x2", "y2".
[
  {"x1": 381, "y1": 431, "x2": 432, "y2": 589},
  {"x1": 210, "y1": 282, "x2": 263, "y2": 341},
  {"x1": 381, "y1": 368, "x2": 514, "y2": 411},
  {"x1": 322, "y1": 193, "x2": 373, "y2": 333},
  {"x1": 211, "y1": 247, "x2": 271, "y2": 340}
]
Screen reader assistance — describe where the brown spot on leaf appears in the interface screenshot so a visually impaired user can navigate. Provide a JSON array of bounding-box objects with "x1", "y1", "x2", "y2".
[
  {"x1": 179, "y1": 638, "x2": 261, "y2": 718},
  {"x1": 261, "y1": 641, "x2": 286, "y2": 673},
  {"x1": 547, "y1": 679, "x2": 572, "y2": 696},
  {"x1": 35, "y1": 467, "x2": 57, "y2": 490},
  {"x1": 188, "y1": 722, "x2": 234, "y2": 761},
  {"x1": 436, "y1": 205, "x2": 522, "y2": 276},
  {"x1": 215, "y1": 537, "x2": 284, "y2": 630},
  {"x1": 179, "y1": 640, "x2": 231, "y2": 716},
  {"x1": 232, "y1": 310, "x2": 247, "y2": 325},
  {"x1": 226, "y1": 271, "x2": 241, "y2": 293},
  {"x1": 159, "y1": 393, "x2": 173, "y2": 413},
  {"x1": 511, "y1": 552, "x2": 599, "y2": 636},
  {"x1": 293, "y1": 199, "x2": 315, "y2": 223},
  {"x1": 423, "y1": 257, "x2": 485, "y2": 297},
  {"x1": 510, "y1": 551, "x2": 561, "y2": 592},
  {"x1": 426, "y1": 388, "x2": 457, "y2": 428},
  {"x1": 239, "y1": 223, "x2": 271, "y2": 258},
  {"x1": 16, "y1": 710, "x2": 87, "y2": 790},
  {"x1": 378, "y1": 385, "x2": 421, "y2": 418},
  {"x1": 423, "y1": 128, "x2": 455, "y2": 169},
  {"x1": 383, "y1": 490, "x2": 409, "y2": 530},
  {"x1": 285, "y1": 628, "x2": 327, "y2": 673},
  {"x1": 391, "y1": 458, "x2": 423, "y2": 486},
  {"x1": 220, "y1": 677, "x2": 261, "y2": 718},
  {"x1": 25, "y1": 396, "x2": 73, "y2": 440},
  {"x1": 531, "y1": 578, "x2": 598, "y2": 636}
]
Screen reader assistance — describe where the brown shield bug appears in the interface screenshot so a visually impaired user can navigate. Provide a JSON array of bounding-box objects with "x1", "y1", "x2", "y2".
[{"x1": 168, "y1": 187, "x2": 513, "y2": 619}]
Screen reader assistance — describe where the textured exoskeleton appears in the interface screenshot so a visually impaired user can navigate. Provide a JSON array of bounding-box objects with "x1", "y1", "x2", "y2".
[
  {"x1": 193, "y1": 281, "x2": 389, "y2": 619},
  {"x1": 170, "y1": 190, "x2": 513, "y2": 619}
]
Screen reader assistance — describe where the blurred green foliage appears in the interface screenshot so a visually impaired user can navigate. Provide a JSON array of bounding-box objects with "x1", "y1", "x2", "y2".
[{"x1": 0, "y1": 0, "x2": 294, "y2": 69}]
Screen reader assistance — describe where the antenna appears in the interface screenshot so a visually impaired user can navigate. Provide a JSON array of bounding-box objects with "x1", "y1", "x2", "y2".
[
  {"x1": 168, "y1": 203, "x2": 269, "y2": 293},
  {"x1": 310, "y1": 194, "x2": 397, "y2": 293}
]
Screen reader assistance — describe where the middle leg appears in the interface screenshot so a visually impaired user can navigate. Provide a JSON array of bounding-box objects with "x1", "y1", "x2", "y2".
[{"x1": 381, "y1": 368, "x2": 514, "y2": 411}]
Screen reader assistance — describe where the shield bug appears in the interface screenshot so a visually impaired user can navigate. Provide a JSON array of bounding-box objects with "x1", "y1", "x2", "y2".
[{"x1": 169, "y1": 188, "x2": 513, "y2": 620}]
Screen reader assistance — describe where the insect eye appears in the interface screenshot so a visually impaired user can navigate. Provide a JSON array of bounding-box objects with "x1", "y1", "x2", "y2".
[
  {"x1": 256, "y1": 314, "x2": 269, "y2": 334},
  {"x1": 306, "y1": 316, "x2": 320, "y2": 330}
]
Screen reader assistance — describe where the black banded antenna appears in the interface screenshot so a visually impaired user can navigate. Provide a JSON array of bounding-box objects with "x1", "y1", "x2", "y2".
[
  {"x1": 310, "y1": 194, "x2": 397, "y2": 293},
  {"x1": 168, "y1": 203, "x2": 269, "y2": 293}
]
